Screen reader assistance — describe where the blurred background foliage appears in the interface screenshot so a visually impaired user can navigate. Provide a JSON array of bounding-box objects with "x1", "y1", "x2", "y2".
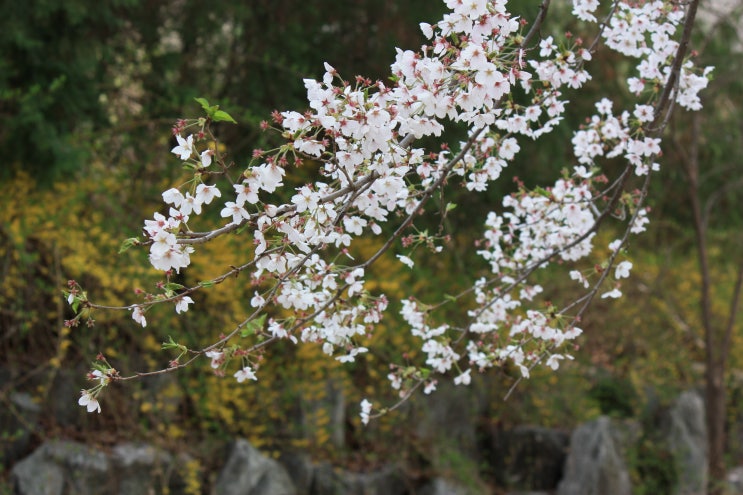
[{"x1": 1, "y1": 0, "x2": 743, "y2": 491}]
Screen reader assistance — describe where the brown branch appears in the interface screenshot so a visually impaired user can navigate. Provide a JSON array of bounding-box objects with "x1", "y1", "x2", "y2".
[
  {"x1": 523, "y1": 0, "x2": 551, "y2": 48},
  {"x1": 650, "y1": 0, "x2": 701, "y2": 132}
]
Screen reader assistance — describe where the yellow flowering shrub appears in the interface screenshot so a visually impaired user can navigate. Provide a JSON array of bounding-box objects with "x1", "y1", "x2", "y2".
[{"x1": 4, "y1": 161, "x2": 741, "y2": 480}]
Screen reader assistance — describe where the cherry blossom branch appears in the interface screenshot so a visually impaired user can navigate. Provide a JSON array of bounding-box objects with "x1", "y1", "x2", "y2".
[
  {"x1": 651, "y1": 0, "x2": 701, "y2": 131},
  {"x1": 69, "y1": 0, "x2": 713, "y2": 419}
]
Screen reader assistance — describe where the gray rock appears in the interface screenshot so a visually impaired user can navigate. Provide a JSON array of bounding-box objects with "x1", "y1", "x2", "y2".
[
  {"x1": 667, "y1": 390, "x2": 707, "y2": 495},
  {"x1": 215, "y1": 439, "x2": 296, "y2": 495},
  {"x1": 111, "y1": 443, "x2": 173, "y2": 495},
  {"x1": 309, "y1": 462, "x2": 348, "y2": 495},
  {"x1": 47, "y1": 440, "x2": 113, "y2": 494},
  {"x1": 11, "y1": 440, "x2": 113, "y2": 495},
  {"x1": 1, "y1": 392, "x2": 41, "y2": 465},
  {"x1": 279, "y1": 451, "x2": 315, "y2": 494},
  {"x1": 310, "y1": 463, "x2": 406, "y2": 495},
  {"x1": 10, "y1": 448, "x2": 65, "y2": 495},
  {"x1": 414, "y1": 380, "x2": 488, "y2": 462},
  {"x1": 418, "y1": 477, "x2": 470, "y2": 495},
  {"x1": 11, "y1": 440, "x2": 196, "y2": 495},
  {"x1": 488, "y1": 425, "x2": 569, "y2": 490},
  {"x1": 350, "y1": 465, "x2": 407, "y2": 495},
  {"x1": 557, "y1": 416, "x2": 638, "y2": 495},
  {"x1": 727, "y1": 465, "x2": 743, "y2": 494}
]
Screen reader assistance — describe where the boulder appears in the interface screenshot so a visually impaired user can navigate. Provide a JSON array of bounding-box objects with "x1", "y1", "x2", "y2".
[
  {"x1": 10, "y1": 448, "x2": 65, "y2": 495},
  {"x1": 418, "y1": 477, "x2": 470, "y2": 495},
  {"x1": 667, "y1": 390, "x2": 707, "y2": 495},
  {"x1": 488, "y1": 425, "x2": 569, "y2": 490},
  {"x1": 11, "y1": 440, "x2": 112, "y2": 495},
  {"x1": 279, "y1": 451, "x2": 315, "y2": 494},
  {"x1": 414, "y1": 380, "x2": 489, "y2": 462},
  {"x1": 557, "y1": 416, "x2": 638, "y2": 495},
  {"x1": 11, "y1": 440, "x2": 196, "y2": 495},
  {"x1": 111, "y1": 443, "x2": 173, "y2": 495},
  {"x1": 309, "y1": 463, "x2": 406, "y2": 495},
  {"x1": 348, "y1": 465, "x2": 407, "y2": 495},
  {"x1": 727, "y1": 465, "x2": 743, "y2": 494},
  {"x1": 215, "y1": 439, "x2": 296, "y2": 495}
]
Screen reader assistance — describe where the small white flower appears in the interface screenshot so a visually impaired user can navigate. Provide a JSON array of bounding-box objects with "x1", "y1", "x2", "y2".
[
  {"x1": 131, "y1": 306, "x2": 147, "y2": 327},
  {"x1": 234, "y1": 366, "x2": 258, "y2": 383},
  {"x1": 250, "y1": 292, "x2": 265, "y2": 308},
  {"x1": 220, "y1": 201, "x2": 250, "y2": 225},
  {"x1": 171, "y1": 134, "x2": 194, "y2": 161},
  {"x1": 423, "y1": 380, "x2": 437, "y2": 394},
  {"x1": 608, "y1": 239, "x2": 623, "y2": 252},
  {"x1": 569, "y1": 270, "x2": 590, "y2": 289},
  {"x1": 205, "y1": 350, "x2": 224, "y2": 369},
  {"x1": 200, "y1": 149, "x2": 214, "y2": 167},
  {"x1": 195, "y1": 184, "x2": 221, "y2": 205},
  {"x1": 601, "y1": 288, "x2": 622, "y2": 299},
  {"x1": 614, "y1": 261, "x2": 633, "y2": 279},
  {"x1": 162, "y1": 188, "x2": 185, "y2": 207},
  {"x1": 419, "y1": 22, "x2": 433, "y2": 39},
  {"x1": 78, "y1": 391, "x2": 101, "y2": 414},
  {"x1": 546, "y1": 354, "x2": 565, "y2": 370},
  {"x1": 360, "y1": 399, "x2": 373, "y2": 425},
  {"x1": 454, "y1": 369, "x2": 472, "y2": 386},
  {"x1": 90, "y1": 370, "x2": 109, "y2": 386},
  {"x1": 175, "y1": 296, "x2": 194, "y2": 314},
  {"x1": 595, "y1": 98, "x2": 613, "y2": 115},
  {"x1": 573, "y1": 165, "x2": 593, "y2": 179},
  {"x1": 397, "y1": 255, "x2": 415, "y2": 269}
]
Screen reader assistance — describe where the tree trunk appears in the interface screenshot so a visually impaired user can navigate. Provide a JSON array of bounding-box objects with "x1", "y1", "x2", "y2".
[
  {"x1": 706, "y1": 360, "x2": 727, "y2": 494},
  {"x1": 684, "y1": 111, "x2": 730, "y2": 495}
]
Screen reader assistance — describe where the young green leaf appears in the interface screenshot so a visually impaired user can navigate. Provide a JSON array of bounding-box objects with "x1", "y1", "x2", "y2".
[
  {"x1": 119, "y1": 237, "x2": 140, "y2": 254},
  {"x1": 194, "y1": 97, "x2": 211, "y2": 111},
  {"x1": 164, "y1": 283, "x2": 186, "y2": 292},
  {"x1": 240, "y1": 314, "x2": 267, "y2": 337},
  {"x1": 212, "y1": 109, "x2": 237, "y2": 124}
]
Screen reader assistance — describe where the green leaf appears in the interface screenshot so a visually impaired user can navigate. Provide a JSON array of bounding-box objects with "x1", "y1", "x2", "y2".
[
  {"x1": 212, "y1": 109, "x2": 237, "y2": 124},
  {"x1": 445, "y1": 202, "x2": 457, "y2": 212},
  {"x1": 199, "y1": 280, "x2": 215, "y2": 288},
  {"x1": 402, "y1": 366, "x2": 417, "y2": 378},
  {"x1": 163, "y1": 283, "x2": 186, "y2": 292},
  {"x1": 534, "y1": 186, "x2": 551, "y2": 198},
  {"x1": 194, "y1": 97, "x2": 236, "y2": 124},
  {"x1": 162, "y1": 336, "x2": 179, "y2": 350},
  {"x1": 119, "y1": 237, "x2": 140, "y2": 254},
  {"x1": 194, "y1": 97, "x2": 211, "y2": 111},
  {"x1": 240, "y1": 314, "x2": 267, "y2": 337}
]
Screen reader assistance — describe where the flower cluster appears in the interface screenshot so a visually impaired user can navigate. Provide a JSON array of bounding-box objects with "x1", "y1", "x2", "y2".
[
  {"x1": 78, "y1": 357, "x2": 118, "y2": 414},
  {"x1": 602, "y1": 1, "x2": 712, "y2": 110}
]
